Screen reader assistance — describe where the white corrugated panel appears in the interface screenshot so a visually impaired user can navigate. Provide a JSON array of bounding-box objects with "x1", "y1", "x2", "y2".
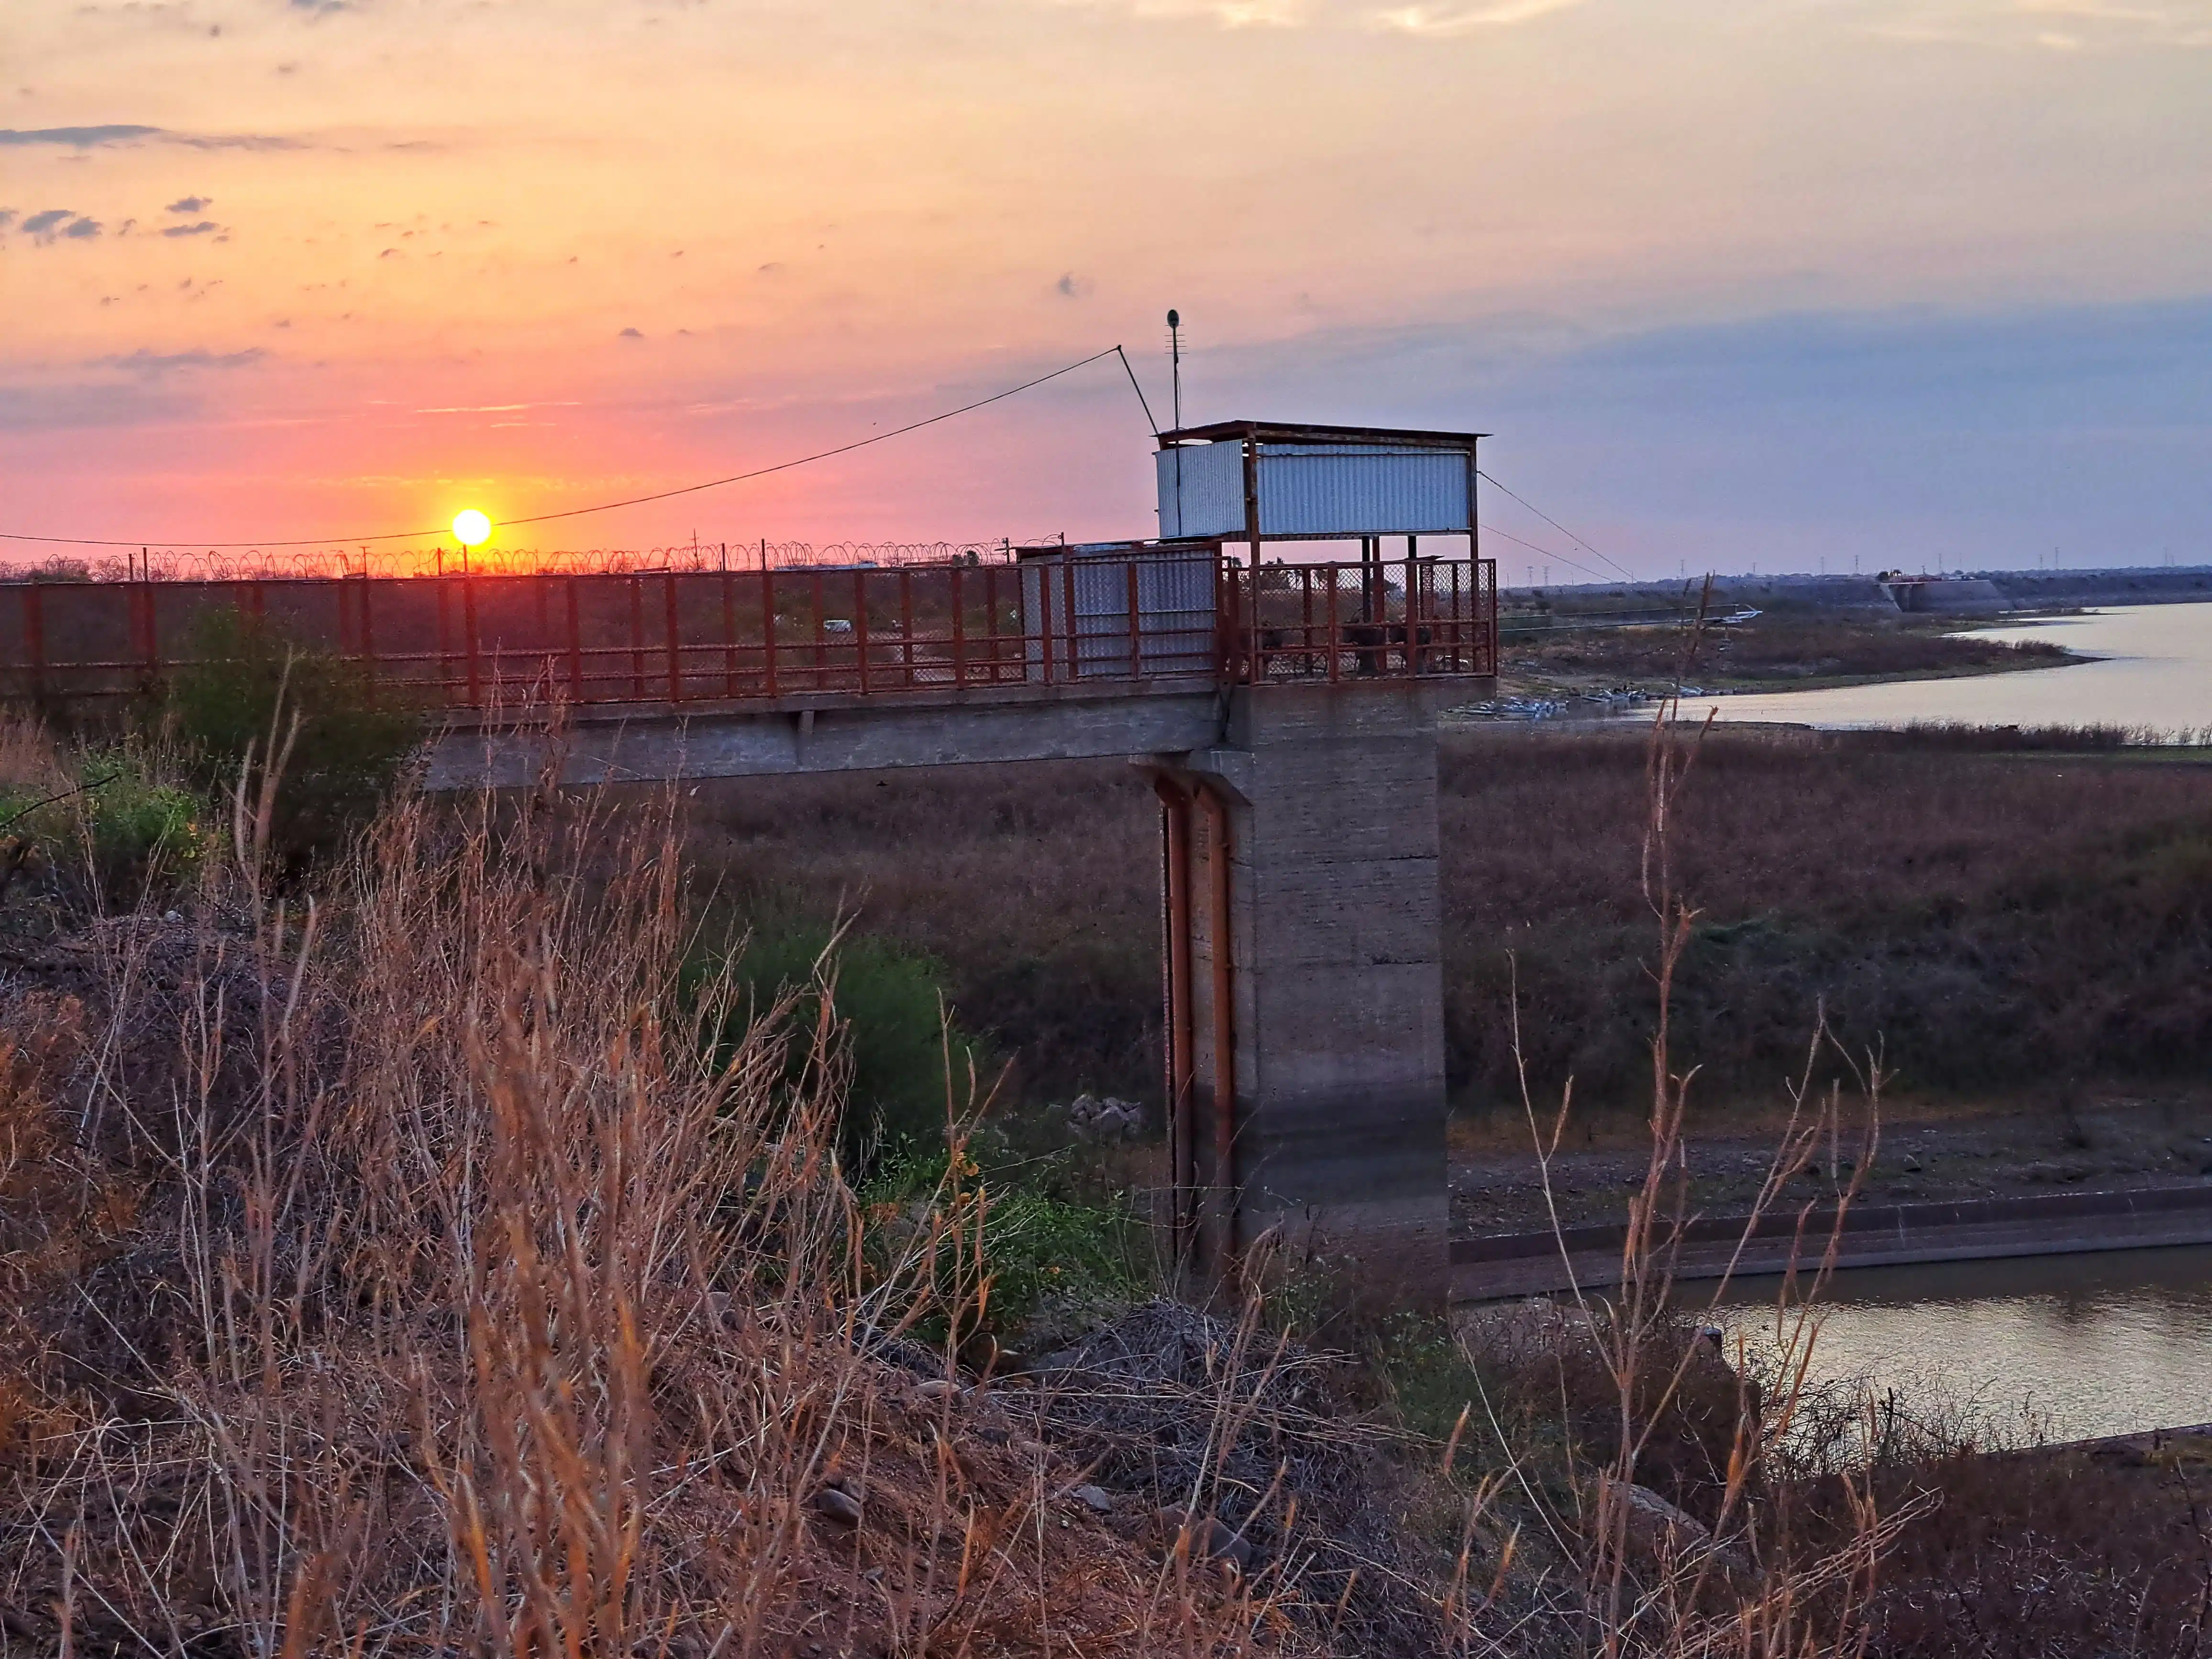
[
  {"x1": 1156, "y1": 440, "x2": 1471, "y2": 537},
  {"x1": 1256, "y1": 444, "x2": 1469, "y2": 535},
  {"x1": 1155, "y1": 442, "x2": 1245, "y2": 538},
  {"x1": 1020, "y1": 546, "x2": 1217, "y2": 681}
]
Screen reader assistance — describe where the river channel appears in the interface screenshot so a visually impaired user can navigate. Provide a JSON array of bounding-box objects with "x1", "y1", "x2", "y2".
[
  {"x1": 1668, "y1": 602, "x2": 2212, "y2": 737},
  {"x1": 1703, "y1": 1245, "x2": 2212, "y2": 1445}
]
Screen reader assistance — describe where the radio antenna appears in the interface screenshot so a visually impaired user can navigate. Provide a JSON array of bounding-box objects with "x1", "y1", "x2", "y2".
[{"x1": 1167, "y1": 308, "x2": 1183, "y2": 431}]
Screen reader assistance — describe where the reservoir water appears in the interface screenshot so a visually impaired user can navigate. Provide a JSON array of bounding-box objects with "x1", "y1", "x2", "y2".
[
  {"x1": 1704, "y1": 1245, "x2": 2212, "y2": 1445},
  {"x1": 1627, "y1": 608, "x2": 2212, "y2": 1445},
  {"x1": 1668, "y1": 602, "x2": 2212, "y2": 737}
]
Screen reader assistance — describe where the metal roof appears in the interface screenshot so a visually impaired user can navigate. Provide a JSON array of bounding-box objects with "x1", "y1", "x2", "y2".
[{"x1": 1158, "y1": 420, "x2": 1488, "y2": 450}]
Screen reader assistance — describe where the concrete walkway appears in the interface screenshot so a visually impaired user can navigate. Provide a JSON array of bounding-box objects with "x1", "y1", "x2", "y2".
[{"x1": 1452, "y1": 1182, "x2": 2212, "y2": 1301}]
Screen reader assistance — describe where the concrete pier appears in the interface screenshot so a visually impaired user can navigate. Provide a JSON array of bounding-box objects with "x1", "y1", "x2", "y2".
[
  {"x1": 1151, "y1": 682, "x2": 1462, "y2": 1300},
  {"x1": 430, "y1": 675, "x2": 1473, "y2": 1298}
]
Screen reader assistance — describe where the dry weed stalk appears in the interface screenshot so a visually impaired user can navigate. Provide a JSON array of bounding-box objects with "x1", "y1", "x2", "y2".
[
  {"x1": 0, "y1": 707, "x2": 1300, "y2": 1658},
  {"x1": 1446, "y1": 668, "x2": 1923, "y2": 1659}
]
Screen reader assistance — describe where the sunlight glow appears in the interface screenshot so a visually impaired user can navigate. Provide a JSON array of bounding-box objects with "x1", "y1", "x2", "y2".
[{"x1": 452, "y1": 509, "x2": 493, "y2": 548}]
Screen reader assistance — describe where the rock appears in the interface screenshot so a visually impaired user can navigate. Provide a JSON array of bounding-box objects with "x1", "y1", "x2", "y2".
[
  {"x1": 914, "y1": 1377, "x2": 962, "y2": 1404},
  {"x1": 1157, "y1": 1506, "x2": 1251, "y2": 1571},
  {"x1": 1071, "y1": 1484, "x2": 1114, "y2": 1514},
  {"x1": 1604, "y1": 1478, "x2": 1754, "y2": 1583},
  {"x1": 812, "y1": 1486, "x2": 863, "y2": 1526},
  {"x1": 1609, "y1": 1479, "x2": 1710, "y2": 1560},
  {"x1": 1060, "y1": 1092, "x2": 1144, "y2": 1143}
]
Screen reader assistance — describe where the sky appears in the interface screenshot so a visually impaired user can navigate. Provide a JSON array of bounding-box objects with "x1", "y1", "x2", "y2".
[{"x1": 3, "y1": 0, "x2": 2210, "y2": 576}]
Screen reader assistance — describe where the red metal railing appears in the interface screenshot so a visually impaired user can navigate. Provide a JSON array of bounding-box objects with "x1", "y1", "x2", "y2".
[
  {"x1": 1223, "y1": 554, "x2": 1497, "y2": 684},
  {"x1": 1, "y1": 553, "x2": 1497, "y2": 711}
]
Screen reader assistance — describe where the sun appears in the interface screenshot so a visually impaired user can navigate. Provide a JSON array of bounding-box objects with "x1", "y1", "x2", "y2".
[{"x1": 452, "y1": 509, "x2": 492, "y2": 548}]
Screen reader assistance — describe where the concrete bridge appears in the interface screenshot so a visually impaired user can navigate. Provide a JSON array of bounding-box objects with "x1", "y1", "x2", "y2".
[{"x1": 4, "y1": 420, "x2": 1500, "y2": 1296}]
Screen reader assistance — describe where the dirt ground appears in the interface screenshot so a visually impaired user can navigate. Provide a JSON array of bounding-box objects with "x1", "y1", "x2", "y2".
[{"x1": 1450, "y1": 1091, "x2": 2212, "y2": 1236}]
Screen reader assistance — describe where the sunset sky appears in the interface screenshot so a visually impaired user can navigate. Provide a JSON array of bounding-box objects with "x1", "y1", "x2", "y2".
[{"x1": 4, "y1": 0, "x2": 2210, "y2": 574}]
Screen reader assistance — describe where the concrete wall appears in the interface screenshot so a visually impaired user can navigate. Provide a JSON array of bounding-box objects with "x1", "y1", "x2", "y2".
[
  {"x1": 424, "y1": 681, "x2": 1225, "y2": 789},
  {"x1": 1161, "y1": 682, "x2": 1462, "y2": 1299}
]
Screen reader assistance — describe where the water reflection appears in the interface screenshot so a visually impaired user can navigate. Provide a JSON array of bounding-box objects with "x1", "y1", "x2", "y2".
[
  {"x1": 1703, "y1": 1245, "x2": 2212, "y2": 1445},
  {"x1": 1663, "y1": 603, "x2": 2212, "y2": 737}
]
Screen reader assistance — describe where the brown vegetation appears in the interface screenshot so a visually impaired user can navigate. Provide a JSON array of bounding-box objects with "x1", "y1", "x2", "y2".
[
  {"x1": 679, "y1": 725, "x2": 2212, "y2": 1120},
  {"x1": 1502, "y1": 614, "x2": 2071, "y2": 692},
  {"x1": 0, "y1": 719, "x2": 1500, "y2": 1658},
  {"x1": 8, "y1": 691, "x2": 2212, "y2": 1655},
  {"x1": 0, "y1": 749, "x2": 1290, "y2": 1653}
]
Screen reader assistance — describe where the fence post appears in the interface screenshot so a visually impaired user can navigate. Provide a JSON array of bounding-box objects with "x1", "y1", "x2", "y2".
[
  {"x1": 1126, "y1": 559, "x2": 1142, "y2": 680},
  {"x1": 762, "y1": 564, "x2": 779, "y2": 698},
  {"x1": 984, "y1": 564, "x2": 1001, "y2": 683},
  {"x1": 951, "y1": 563, "x2": 967, "y2": 687},
  {"x1": 1450, "y1": 561, "x2": 1462, "y2": 672},
  {"x1": 664, "y1": 571, "x2": 684, "y2": 703},
  {"x1": 854, "y1": 568, "x2": 871, "y2": 696},
  {"x1": 1327, "y1": 569, "x2": 1340, "y2": 684},
  {"x1": 721, "y1": 569, "x2": 737, "y2": 697},
  {"x1": 810, "y1": 570, "x2": 827, "y2": 694},
  {"x1": 628, "y1": 575, "x2": 645, "y2": 700},
  {"x1": 565, "y1": 575, "x2": 584, "y2": 698},
  {"x1": 22, "y1": 583, "x2": 46, "y2": 702},
  {"x1": 359, "y1": 575, "x2": 379, "y2": 707},
  {"x1": 1062, "y1": 555, "x2": 1080, "y2": 681},
  {"x1": 1039, "y1": 560, "x2": 1055, "y2": 685},
  {"x1": 1404, "y1": 550, "x2": 1417, "y2": 674},
  {"x1": 463, "y1": 571, "x2": 482, "y2": 708},
  {"x1": 436, "y1": 579, "x2": 453, "y2": 703},
  {"x1": 135, "y1": 580, "x2": 159, "y2": 690},
  {"x1": 1486, "y1": 560, "x2": 1499, "y2": 674}
]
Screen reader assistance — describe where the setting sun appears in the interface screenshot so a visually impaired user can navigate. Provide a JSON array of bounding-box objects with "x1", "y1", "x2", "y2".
[{"x1": 451, "y1": 509, "x2": 492, "y2": 549}]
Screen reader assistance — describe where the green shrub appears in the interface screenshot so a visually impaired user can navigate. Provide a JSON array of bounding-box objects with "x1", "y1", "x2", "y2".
[
  {"x1": 704, "y1": 919, "x2": 990, "y2": 1172},
  {"x1": 862, "y1": 1144, "x2": 1148, "y2": 1342},
  {"x1": 0, "y1": 753, "x2": 206, "y2": 907},
  {"x1": 166, "y1": 609, "x2": 420, "y2": 870}
]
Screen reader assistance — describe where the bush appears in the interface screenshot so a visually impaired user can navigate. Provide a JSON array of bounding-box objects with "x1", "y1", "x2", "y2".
[
  {"x1": 705, "y1": 918, "x2": 990, "y2": 1171},
  {"x1": 166, "y1": 609, "x2": 420, "y2": 871},
  {"x1": 862, "y1": 1143, "x2": 1149, "y2": 1343},
  {"x1": 0, "y1": 752, "x2": 206, "y2": 907}
]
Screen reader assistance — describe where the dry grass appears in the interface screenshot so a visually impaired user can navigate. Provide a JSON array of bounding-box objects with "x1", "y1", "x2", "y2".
[
  {"x1": 0, "y1": 724, "x2": 1331, "y2": 1657},
  {"x1": 8, "y1": 693, "x2": 2208, "y2": 1656},
  {"x1": 669, "y1": 727, "x2": 2212, "y2": 1118},
  {"x1": 1502, "y1": 615, "x2": 2070, "y2": 691},
  {"x1": 1444, "y1": 724, "x2": 2212, "y2": 1110},
  {"x1": 676, "y1": 764, "x2": 1162, "y2": 1106}
]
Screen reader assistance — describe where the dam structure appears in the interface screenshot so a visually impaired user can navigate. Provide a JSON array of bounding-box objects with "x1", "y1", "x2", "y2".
[{"x1": 3, "y1": 420, "x2": 1500, "y2": 1295}]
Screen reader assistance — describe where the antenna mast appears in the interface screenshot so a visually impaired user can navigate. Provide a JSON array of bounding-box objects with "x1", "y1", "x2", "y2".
[
  {"x1": 1165, "y1": 309, "x2": 1184, "y2": 535},
  {"x1": 1167, "y1": 309, "x2": 1183, "y2": 431}
]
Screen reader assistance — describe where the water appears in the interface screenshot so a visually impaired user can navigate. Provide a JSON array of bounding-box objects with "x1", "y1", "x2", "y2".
[
  {"x1": 1703, "y1": 1245, "x2": 2212, "y2": 1445},
  {"x1": 1667, "y1": 603, "x2": 2212, "y2": 737}
]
